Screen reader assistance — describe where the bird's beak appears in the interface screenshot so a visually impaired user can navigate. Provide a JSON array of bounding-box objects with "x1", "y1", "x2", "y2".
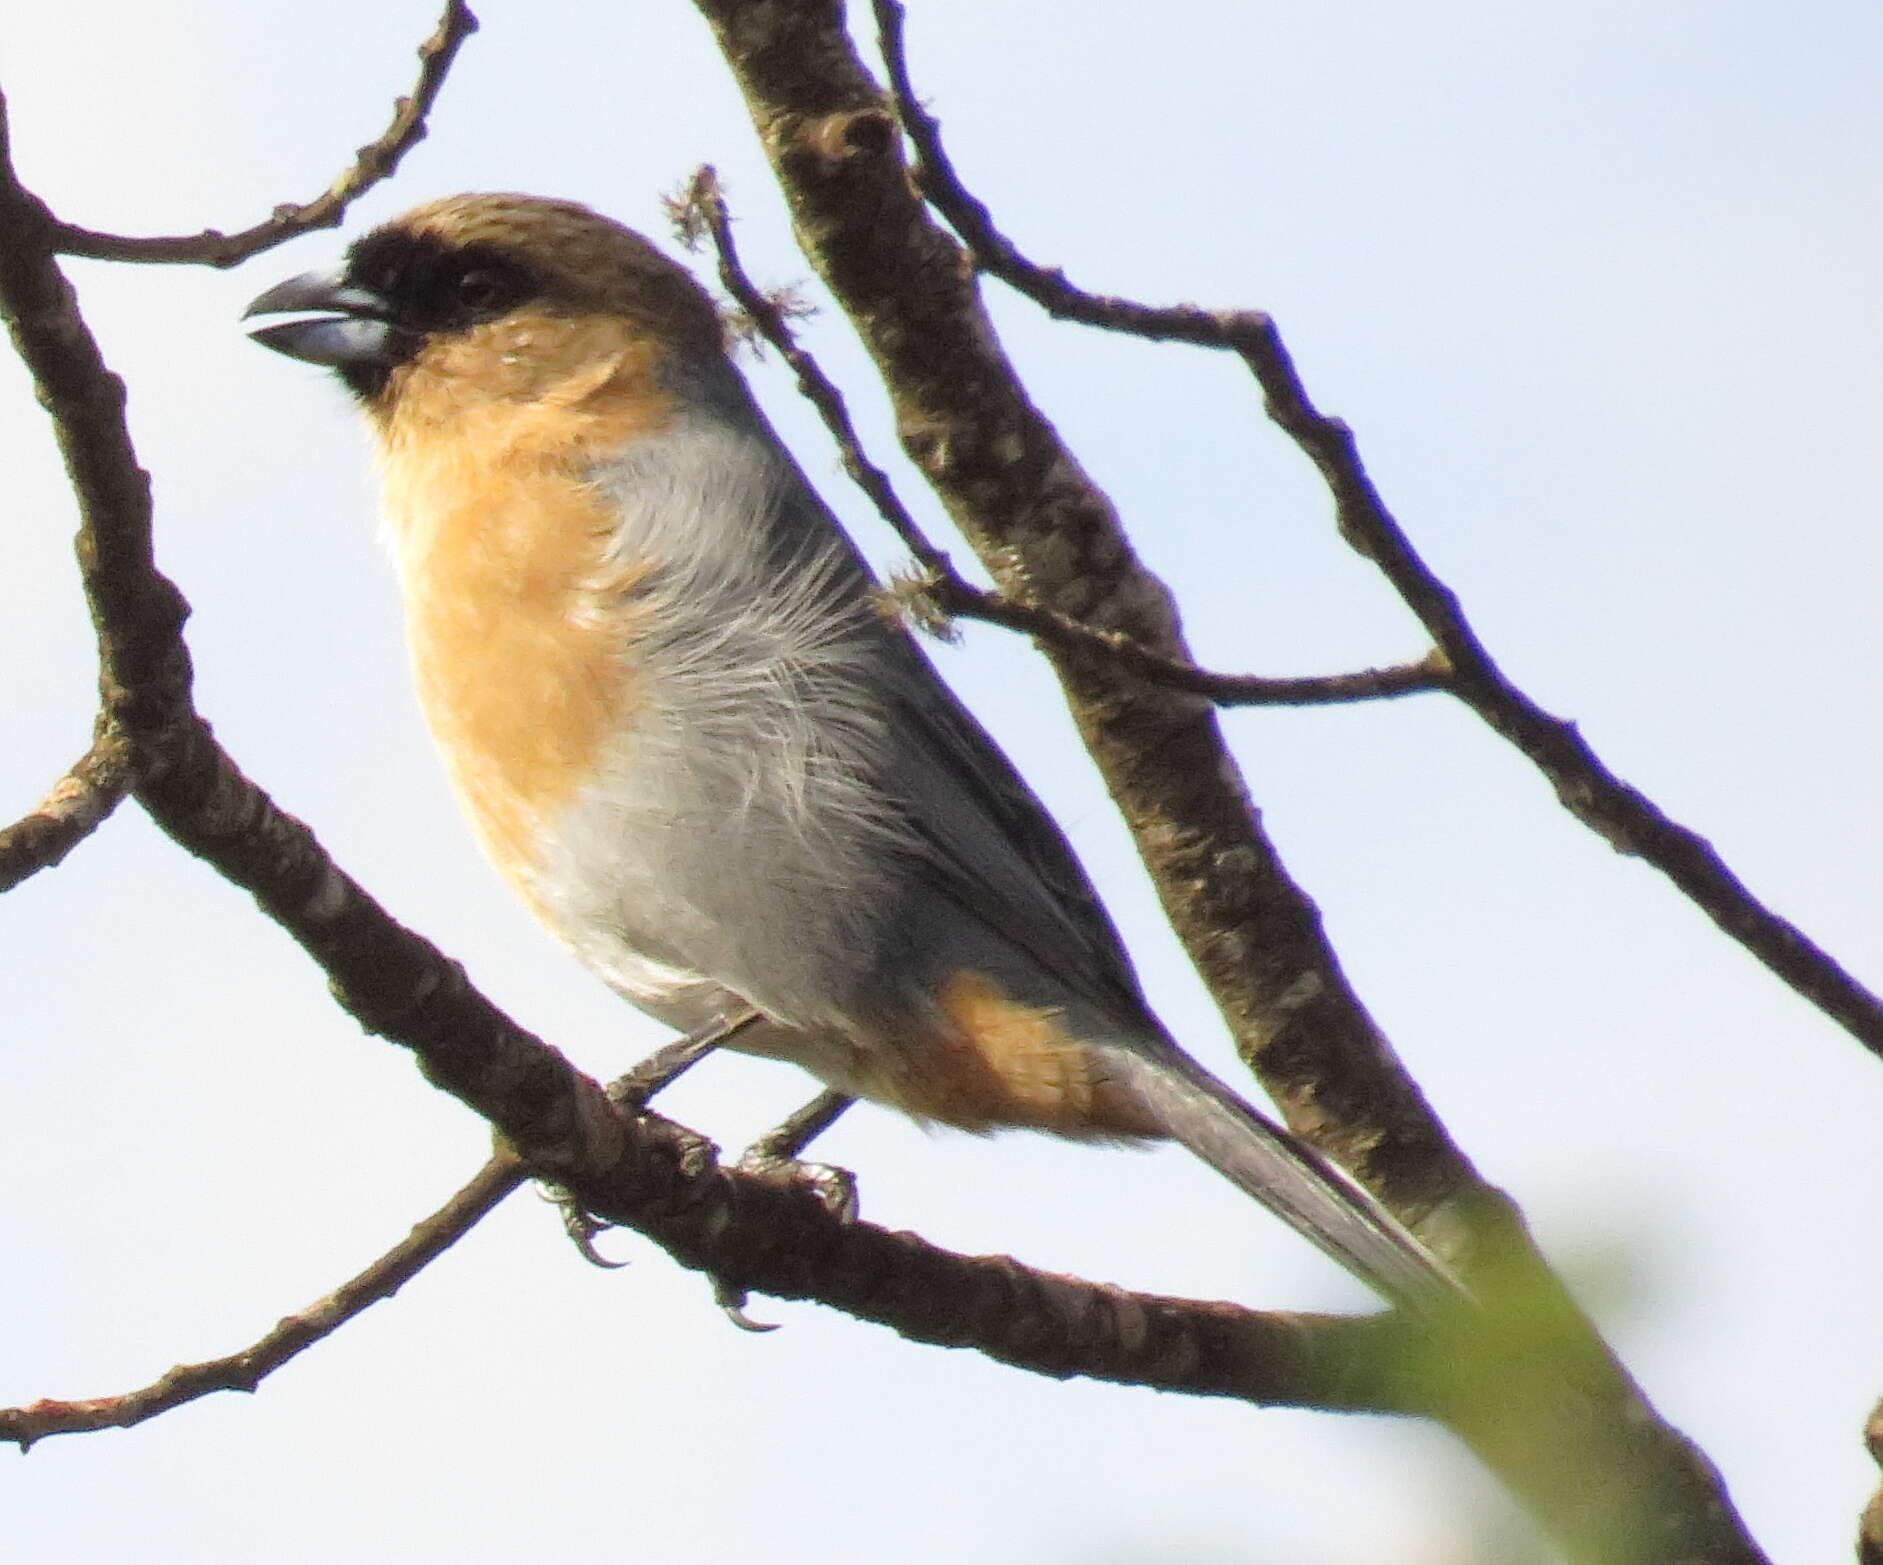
[{"x1": 243, "y1": 269, "x2": 401, "y2": 368}]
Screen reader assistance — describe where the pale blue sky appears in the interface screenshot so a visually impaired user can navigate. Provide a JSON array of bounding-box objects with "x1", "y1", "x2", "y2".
[{"x1": 3, "y1": 3, "x2": 1881, "y2": 1559}]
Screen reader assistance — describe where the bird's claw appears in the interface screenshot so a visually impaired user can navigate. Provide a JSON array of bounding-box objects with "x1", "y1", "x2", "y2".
[
  {"x1": 713, "y1": 1278, "x2": 781, "y2": 1333},
  {"x1": 736, "y1": 1144, "x2": 861, "y2": 1224},
  {"x1": 732, "y1": 1088, "x2": 859, "y2": 1220},
  {"x1": 542, "y1": 1182, "x2": 629, "y2": 1269}
]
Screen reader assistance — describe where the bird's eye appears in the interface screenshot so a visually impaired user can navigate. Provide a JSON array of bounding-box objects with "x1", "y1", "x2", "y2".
[{"x1": 452, "y1": 268, "x2": 513, "y2": 314}]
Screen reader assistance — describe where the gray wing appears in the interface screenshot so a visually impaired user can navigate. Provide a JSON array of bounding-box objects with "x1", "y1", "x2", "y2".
[
  {"x1": 753, "y1": 464, "x2": 1469, "y2": 1310},
  {"x1": 699, "y1": 367, "x2": 1150, "y2": 1030},
  {"x1": 867, "y1": 621, "x2": 1160, "y2": 1032}
]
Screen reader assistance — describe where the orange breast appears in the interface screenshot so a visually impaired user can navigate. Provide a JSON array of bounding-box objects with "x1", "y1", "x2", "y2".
[{"x1": 371, "y1": 314, "x2": 678, "y2": 899}]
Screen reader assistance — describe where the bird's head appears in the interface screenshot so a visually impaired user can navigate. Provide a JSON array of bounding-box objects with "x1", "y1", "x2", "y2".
[{"x1": 244, "y1": 194, "x2": 726, "y2": 413}]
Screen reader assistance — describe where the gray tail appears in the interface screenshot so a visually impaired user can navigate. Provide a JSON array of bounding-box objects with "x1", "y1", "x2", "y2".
[{"x1": 1097, "y1": 1043, "x2": 1469, "y2": 1314}]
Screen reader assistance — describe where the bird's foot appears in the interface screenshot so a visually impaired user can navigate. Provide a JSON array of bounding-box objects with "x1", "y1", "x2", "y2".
[
  {"x1": 549, "y1": 1010, "x2": 763, "y2": 1268},
  {"x1": 548, "y1": 1186, "x2": 629, "y2": 1269},
  {"x1": 708, "y1": 1090, "x2": 861, "y2": 1330},
  {"x1": 736, "y1": 1088, "x2": 859, "y2": 1222}
]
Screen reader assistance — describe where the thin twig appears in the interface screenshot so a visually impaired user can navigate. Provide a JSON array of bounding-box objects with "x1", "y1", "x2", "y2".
[
  {"x1": 674, "y1": 165, "x2": 948, "y2": 569},
  {"x1": 51, "y1": 1, "x2": 478, "y2": 268},
  {"x1": 0, "y1": 721, "x2": 133, "y2": 891},
  {"x1": 0, "y1": 1154, "x2": 524, "y2": 1450},
  {"x1": 876, "y1": 0, "x2": 1251, "y2": 353},
  {"x1": 925, "y1": 573, "x2": 1445, "y2": 706},
  {"x1": 871, "y1": 0, "x2": 1883, "y2": 1059},
  {"x1": 678, "y1": 167, "x2": 1440, "y2": 710}
]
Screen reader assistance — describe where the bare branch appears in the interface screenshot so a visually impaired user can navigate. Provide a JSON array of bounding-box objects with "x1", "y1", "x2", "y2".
[
  {"x1": 874, "y1": 0, "x2": 1262, "y2": 354},
  {"x1": 673, "y1": 164, "x2": 949, "y2": 569},
  {"x1": 0, "y1": 722, "x2": 132, "y2": 891},
  {"x1": 677, "y1": 165, "x2": 1444, "y2": 711},
  {"x1": 0, "y1": 91, "x2": 193, "y2": 749},
  {"x1": 50, "y1": 1, "x2": 478, "y2": 268},
  {"x1": 870, "y1": 0, "x2": 1883, "y2": 1059},
  {"x1": 0, "y1": 1154, "x2": 524, "y2": 1450},
  {"x1": 1245, "y1": 329, "x2": 1883, "y2": 1057},
  {"x1": 923, "y1": 573, "x2": 1446, "y2": 707}
]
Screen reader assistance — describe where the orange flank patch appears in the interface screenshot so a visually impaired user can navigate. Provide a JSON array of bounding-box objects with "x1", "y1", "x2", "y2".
[
  {"x1": 369, "y1": 310, "x2": 676, "y2": 898},
  {"x1": 929, "y1": 971, "x2": 1164, "y2": 1139}
]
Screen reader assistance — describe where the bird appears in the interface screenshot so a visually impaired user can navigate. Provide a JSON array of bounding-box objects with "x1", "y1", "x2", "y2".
[{"x1": 244, "y1": 192, "x2": 1465, "y2": 1313}]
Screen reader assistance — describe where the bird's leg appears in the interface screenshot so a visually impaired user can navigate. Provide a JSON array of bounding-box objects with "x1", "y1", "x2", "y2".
[
  {"x1": 714, "y1": 1088, "x2": 859, "y2": 1330},
  {"x1": 743, "y1": 1087, "x2": 854, "y2": 1170},
  {"x1": 553, "y1": 1010, "x2": 763, "y2": 1266},
  {"x1": 607, "y1": 1008, "x2": 764, "y2": 1110}
]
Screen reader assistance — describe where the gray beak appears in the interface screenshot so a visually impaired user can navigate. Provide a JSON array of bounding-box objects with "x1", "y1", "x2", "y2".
[{"x1": 243, "y1": 269, "x2": 400, "y2": 368}]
